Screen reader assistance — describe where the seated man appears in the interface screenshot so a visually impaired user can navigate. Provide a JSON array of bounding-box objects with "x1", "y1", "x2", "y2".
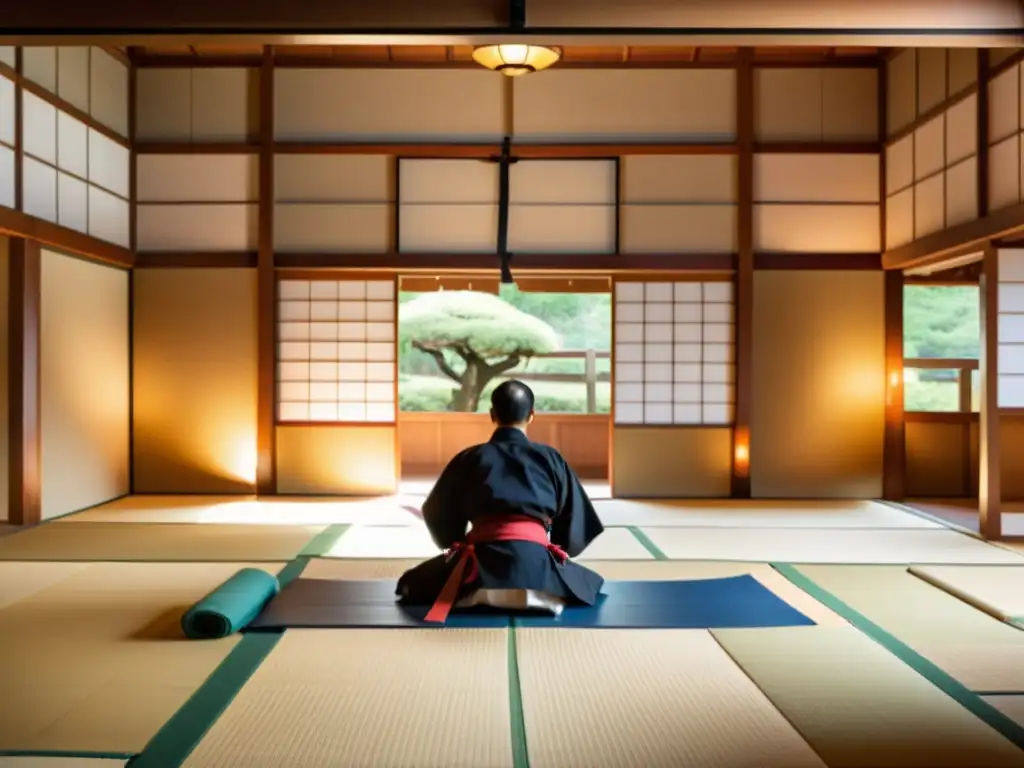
[{"x1": 397, "y1": 380, "x2": 605, "y2": 623}]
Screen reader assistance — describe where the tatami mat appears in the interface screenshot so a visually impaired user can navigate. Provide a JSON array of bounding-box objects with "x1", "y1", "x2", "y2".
[
  {"x1": 0, "y1": 562, "x2": 91, "y2": 610},
  {"x1": 0, "y1": 760, "x2": 127, "y2": 767},
  {"x1": 641, "y1": 526, "x2": 1024, "y2": 563},
  {"x1": 300, "y1": 557, "x2": 847, "y2": 626},
  {"x1": 595, "y1": 499, "x2": 939, "y2": 528},
  {"x1": 985, "y1": 697, "x2": 1024, "y2": 728},
  {"x1": 322, "y1": 525, "x2": 655, "y2": 560},
  {"x1": 714, "y1": 626, "x2": 1024, "y2": 767},
  {"x1": 182, "y1": 629, "x2": 513, "y2": 768},
  {"x1": 0, "y1": 561, "x2": 283, "y2": 753},
  {"x1": 63, "y1": 495, "x2": 419, "y2": 527},
  {"x1": 796, "y1": 565, "x2": 1024, "y2": 692},
  {"x1": 516, "y1": 628, "x2": 824, "y2": 767},
  {"x1": 911, "y1": 566, "x2": 1024, "y2": 626},
  {"x1": 0, "y1": 523, "x2": 324, "y2": 561}
]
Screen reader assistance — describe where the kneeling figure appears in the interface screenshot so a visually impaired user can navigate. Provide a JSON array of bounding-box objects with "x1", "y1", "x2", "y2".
[{"x1": 397, "y1": 380, "x2": 605, "y2": 622}]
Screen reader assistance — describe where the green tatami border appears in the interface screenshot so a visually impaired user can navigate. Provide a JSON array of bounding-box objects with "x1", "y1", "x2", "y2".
[
  {"x1": 298, "y1": 524, "x2": 350, "y2": 557},
  {"x1": 626, "y1": 526, "x2": 668, "y2": 560},
  {"x1": 772, "y1": 562, "x2": 1024, "y2": 750},
  {"x1": 507, "y1": 625, "x2": 531, "y2": 768},
  {"x1": 127, "y1": 559, "x2": 310, "y2": 768}
]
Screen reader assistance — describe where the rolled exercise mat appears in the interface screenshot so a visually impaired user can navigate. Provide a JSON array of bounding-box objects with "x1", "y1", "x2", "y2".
[{"x1": 181, "y1": 568, "x2": 281, "y2": 639}]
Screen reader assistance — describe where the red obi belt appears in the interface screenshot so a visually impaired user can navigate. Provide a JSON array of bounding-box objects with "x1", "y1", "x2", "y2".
[{"x1": 423, "y1": 513, "x2": 568, "y2": 624}]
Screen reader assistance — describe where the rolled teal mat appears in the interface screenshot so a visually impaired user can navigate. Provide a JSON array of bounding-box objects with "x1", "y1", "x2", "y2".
[{"x1": 181, "y1": 568, "x2": 281, "y2": 639}]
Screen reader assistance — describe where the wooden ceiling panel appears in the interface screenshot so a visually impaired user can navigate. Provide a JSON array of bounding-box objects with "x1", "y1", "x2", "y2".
[
  {"x1": 626, "y1": 46, "x2": 698, "y2": 62},
  {"x1": 560, "y1": 45, "x2": 626, "y2": 62},
  {"x1": 387, "y1": 45, "x2": 450, "y2": 62}
]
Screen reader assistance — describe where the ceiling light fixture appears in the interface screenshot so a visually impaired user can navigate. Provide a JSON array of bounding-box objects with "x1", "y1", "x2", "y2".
[{"x1": 472, "y1": 44, "x2": 562, "y2": 76}]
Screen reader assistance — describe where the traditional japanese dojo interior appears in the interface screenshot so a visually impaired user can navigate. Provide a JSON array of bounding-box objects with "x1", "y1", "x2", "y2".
[{"x1": 9, "y1": 1, "x2": 1024, "y2": 765}]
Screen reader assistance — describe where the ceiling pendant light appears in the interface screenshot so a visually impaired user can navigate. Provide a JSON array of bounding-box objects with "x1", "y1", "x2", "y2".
[{"x1": 472, "y1": 44, "x2": 562, "y2": 76}]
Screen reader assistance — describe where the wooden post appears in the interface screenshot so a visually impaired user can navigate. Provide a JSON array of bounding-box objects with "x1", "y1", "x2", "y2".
[
  {"x1": 732, "y1": 47, "x2": 754, "y2": 498},
  {"x1": 255, "y1": 46, "x2": 276, "y2": 495},
  {"x1": 9, "y1": 237, "x2": 41, "y2": 526},
  {"x1": 883, "y1": 270, "x2": 906, "y2": 500},
  {"x1": 958, "y1": 365, "x2": 973, "y2": 496},
  {"x1": 584, "y1": 348, "x2": 597, "y2": 414},
  {"x1": 978, "y1": 243, "x2": 1001, "y2": 539}
]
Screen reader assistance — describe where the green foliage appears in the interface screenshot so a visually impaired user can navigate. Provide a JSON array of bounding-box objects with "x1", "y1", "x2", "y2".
[
  {"x1": 399, "y1": 375, "x2": 611, "y2": 414},
  {"x1": 903, "y1": 285, "x2": 979, "y2": 359},
  {"x1": 399, "y1": 290, "x2": 561, "y2": 359},
  {"x1": 902, "y1": 285, "x2": 980, "y2": 412}
]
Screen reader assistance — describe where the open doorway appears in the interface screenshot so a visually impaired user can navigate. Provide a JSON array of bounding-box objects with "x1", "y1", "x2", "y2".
[{"x1": 395, "y1": 274, "x2": 612, "y2": 498}]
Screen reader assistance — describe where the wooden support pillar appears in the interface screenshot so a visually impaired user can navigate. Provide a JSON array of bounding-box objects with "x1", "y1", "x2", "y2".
[
  {"x1": 9, "y1": 237, "x2": 41, "y2": 526},
  {"x1": 978, "y1": 243, "x2": 1001, "y2": 539},
  {"x1": 13, "y1": 47, "x2": 22, "y2": 211},
  {"x1": 127, "y1": 57, "x2": 137, "y2": 494},
  {"x1": 732, "y1": 47, "x2": 754, "y2": 498},
  {"x1": 883, "y1": 271, "x2": 906, "y2": 500},
  {"x1": 255, "y1": 46, "x2": 276, "y2": 495},
  {"x1": 879, "y1": 58, "x2": 906, "y2": 501},
  {"x1": 978, "y1": 50, "x2": 990, "y2": 219}
]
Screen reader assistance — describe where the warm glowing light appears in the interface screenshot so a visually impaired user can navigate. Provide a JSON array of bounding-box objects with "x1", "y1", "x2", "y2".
[
  {"x1": 889, "y1": 370, "x2": 902, "y2": 388},
  {"x1": 734, "y1": 443, "x2": 750, "y2": 463},
  {"x1": 472, "y1": 44, "x2": 562, "y2": 76}
]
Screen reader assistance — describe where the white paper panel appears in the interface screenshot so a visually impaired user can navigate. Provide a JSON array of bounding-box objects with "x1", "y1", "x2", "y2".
[
  {"x1": 887, "y1": 49, "x2": 917, "y2": 134},
  {"x1": 1000, "y1": 249, "x2": 1024, "y2": 283},
  {"x1": 989, "y1": 65, "x2": 1020, "y2": 144},
  {"x1": 275, "y1": 69, "x2": 503, "y2": 142},
  {"x1": 621, "y1": 155, "x2": 736, "y2": 203},
  {"x1": 88, "y1": 129, "x2": 130, "y2": 198},
  {"x1": 0, "y1": 75, "x2": 14, "y2": 147},
  {"x1": 948, "y1": 49, "x2": 978, "y2": 95},
  {"x1": 22, "y1": 157, "x2": 57, "y2": 222},
  {"x1": 755, "y1": 69, "x2": 823, "y2": 141},
  {"x1": 0, "y1": 47, "x2": 14, "y2": 68},
  {"x1": 916, "y1": 48, "x2": 948, "y2": 115},
  {"x1": 754, "y1": 154, "x2": 878, "y2": 203},
  {"x1": 945, "y1": 157, "x2": 978, "y2": 228},
  {"x1": 989, "y1": 135, "x2": 1021, "y2": 211},
  {"x1": 998, "y1": 375, "x2": 1024, "y2": 407},
  {"x1": 22, "y1": 92, "x2": 57, "y2": 164},
  {"x1": 1000, "y1": 344, "x2": 1024, "y2": 374},
  {"x1": 138, "y1": 154, "x2": 259, "y2": 202},
  {"x1": 508, "y1": 205, "x2": 616, "y2": 253},
  {"x1": 913, "y1": 116, "x2": 945, "y2": 181},
  {"x1": 57, "y1": 47, "x2": 90, "y2": 113},
  {"x1": 1000, "y1": 283, "x2": 1024, "y2": 312},
  {"x1": 0, "y1": 145, "x2": 14, "y2": 209},
  {"x1": 56, "y1": 112, "x2": 88, "y2": 178},
  {"x1": 22, "y1": 47, "x2": 57, "y2": 92},
  {"x1": 945, "y1": 94, "x2": 978, "y2": 166},
  {"x1": 886, "y1": 189, "x2": 914, "y2": 250},
  {"x1": 398, "y1": 159, "x2": 497, "y2": 204},
  {"x1": 135, "y1": 68, "x2": 191, "y2": 140},
  {"x1": 885, "y1": 135, "x2": 914, "y2": 195},
  {"x1": 274, "y1": 204, "x2": 392, "y2": 253},
  {"x1": 620, "y1": 205, "x2": 737, "y2": 253},
  {"x1": 1000, "y1": 314, "x2": 1024, "y2": 343},
  {"x1": 398, "y1": 204, "x2": 496, "y2": 252},
  {"x1": 515, "y1": 69, "x2": 736, "y2": 142},
  {"x1": 57, "y1": 172, "x2": 88, "y2": 233},
  {"x1": 88, "y1": 48, "x2": 129, "y2": 137},
  {"x1": 275, "y1": 155, "x2": 391, "y2": 202},
  {"x1": 822, "y1": 68, "x2": 878, "y2": 141},
  {"x1": 510, "y1": 160, "x2": 616, "y2": 204},
  {"x1": 136, "y1": 203, "x2": 258, "y2": 251},
  {"x1": 914, "y1": 173, "x2": 946, "y2": 239},
  {"x1": 88, "y1": 185, "x2": 130, "y2": 247},
  {"x1": 754, "y1": 204, "x2": 881, "y2": 252},
  {"x1": 192, "y1": 68, "x2": 256, "y2": 141}
]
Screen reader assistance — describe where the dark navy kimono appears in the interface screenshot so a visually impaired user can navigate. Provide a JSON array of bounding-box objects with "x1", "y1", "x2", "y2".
[{"x1": 396, "y1": 426, "x2": 605, "y2": 609}]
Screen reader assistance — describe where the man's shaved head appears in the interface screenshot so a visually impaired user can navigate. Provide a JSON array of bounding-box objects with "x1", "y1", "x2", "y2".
[{"x1": 490, "y1": 380, "x2": 535, "y2": 427}]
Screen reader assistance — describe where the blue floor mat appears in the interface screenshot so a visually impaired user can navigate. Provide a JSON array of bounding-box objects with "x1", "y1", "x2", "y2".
[{"x1": 246, "y1": 575, "x2": 815, "y2": 630}]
